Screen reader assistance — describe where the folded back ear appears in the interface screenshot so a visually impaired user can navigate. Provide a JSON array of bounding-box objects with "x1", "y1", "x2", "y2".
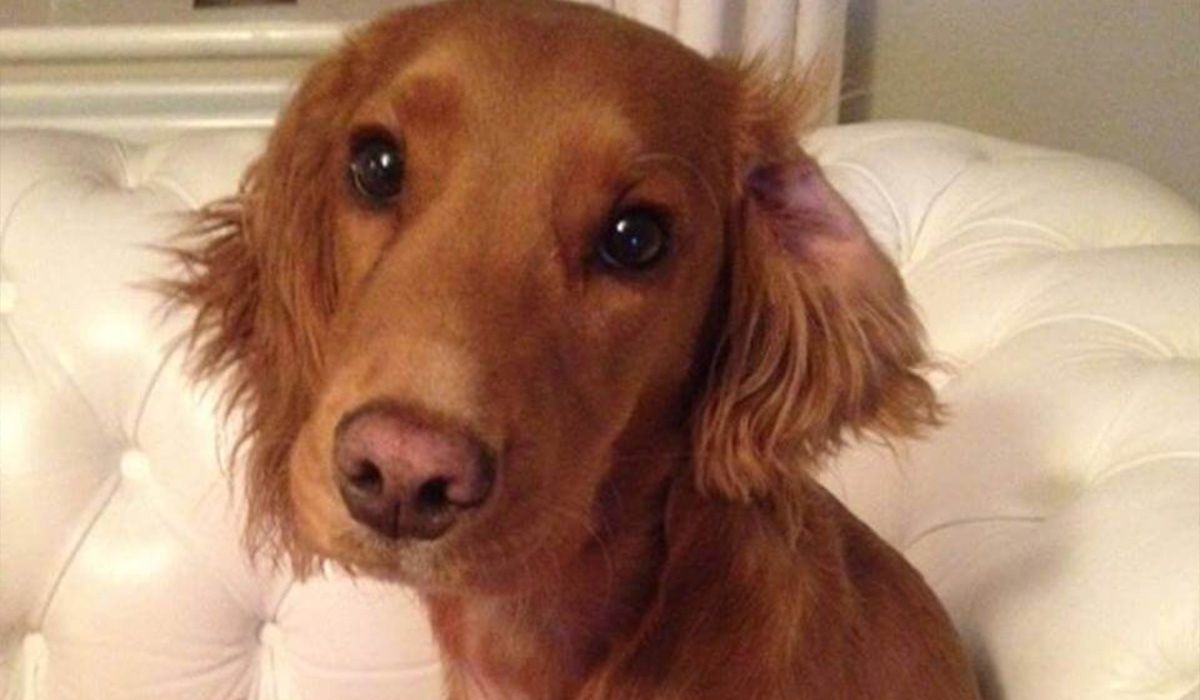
[
  {"x1": 162, "y1": 52, "x2": 350, "y2": 570},
  {"x1": 692, "y1": 65, "x2": 940, "y2": 503}
]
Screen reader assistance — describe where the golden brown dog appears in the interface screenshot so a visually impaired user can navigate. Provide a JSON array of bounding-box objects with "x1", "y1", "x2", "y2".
[{"x1": 168, "y1": 1, "x2": 980, "y2": 697}]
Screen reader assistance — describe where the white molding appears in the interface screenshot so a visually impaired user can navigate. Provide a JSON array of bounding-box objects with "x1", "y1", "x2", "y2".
[
  {"x1": 0, "y1": 22, "x2": 345, "y2": 63},
  {"x1": 0, "y1": 79, "x2": 289, "y2": 140},
  {"x1": 0, "y1": 3, "x2": 848, "y2": 139},
  {"x1": 0, "y1": 113, "x2": 275, "y2": 140},
  {"x1": 0, "y1": 22, "x2": 340, "y2": 140}
]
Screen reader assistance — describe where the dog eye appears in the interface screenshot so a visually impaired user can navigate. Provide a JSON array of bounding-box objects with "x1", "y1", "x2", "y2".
[
  {"x1": 348, "y1": 135, "x2": 404, "y2": 204},
  {"x1": 599, "y1": 208, "x2": 669, "y2": 271}
]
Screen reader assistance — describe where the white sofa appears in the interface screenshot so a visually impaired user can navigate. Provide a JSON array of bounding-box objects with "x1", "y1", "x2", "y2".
[{"x1": 1, "y1": 122, "x2": 1196, "y2": 700}]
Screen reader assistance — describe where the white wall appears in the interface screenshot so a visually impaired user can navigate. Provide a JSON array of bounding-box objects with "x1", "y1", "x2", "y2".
[{"x1": 842, "y1": 0, "x2": 1200, "y2": 209}]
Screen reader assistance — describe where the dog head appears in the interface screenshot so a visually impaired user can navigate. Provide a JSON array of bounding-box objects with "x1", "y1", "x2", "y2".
[{"x1": 169, "y1": 0, "x2": 937, "y2": 593}]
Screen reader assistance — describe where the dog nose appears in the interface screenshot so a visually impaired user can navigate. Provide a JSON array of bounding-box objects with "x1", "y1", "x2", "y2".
[{"x1": 333, "y1": 403, "x2": 495, "y2": 540}]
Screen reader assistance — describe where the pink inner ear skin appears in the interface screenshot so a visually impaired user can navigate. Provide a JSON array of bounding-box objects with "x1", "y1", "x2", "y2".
[{"x1": 745, "y1": 157, "x2": 889, "y2": 291}]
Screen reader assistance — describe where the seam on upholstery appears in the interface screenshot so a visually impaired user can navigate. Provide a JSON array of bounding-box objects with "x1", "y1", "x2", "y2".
[
  {"x1": 10, "y1": 310, "x2": 129, "y2": 446},
  {"x1": 939, "y1": 216, "x2": 1077, "y2": 252},
  {"x1": 927, "y1": 350, "x2": 968, "y2": 377},
  {"x1": 902, "y1": 152, "x2": 1102, "y2": 257},
  {"x1": 139, "y1": 463, "x2": 268, "y2": 621},
  {"x1": 120, "y1": 342, "x2": 268, "y2": 620},
  {"x1": 266, "y1": 577, "x2": 297, "y2": 625},
  {"x1": 903, "y1": 514, "x2": 1044, "y2": 551},
  {"x1": 810, "y1": 124, "x2": 1088, "y2": 169},
  {"x1": 112, "y1": 140, "x2": 136, "y2": 189},
  {"x1": 1093, "y1": 450, "x2": 1200, "y2": 484},
  {"x1": 970, "y1": 253, "x2": 1196, "y2": 365},
  {"x1": 130, "y1": 335, "x2": 177, "y2": 447},
  {"x1": 1078, "y1": 371, "x2": 1147, "y2": 482},
  {"x1": 33, "y1": 472, "x2": 123, "y2": 626},
  {"x1": 0, "y1": 152, "x2": 137, "y2": 631},
  {"x1": 1, "y1": 313, "x2": 37, "y2": 379},
  {"x1": 0, "y1": 173, "x2": 79, "y2": 255},
  {"x1": 260, "y1": 633, "x2": 281, "y2": 700},
  {"x1": 147, "y1": 175, "x2": 204, "y2": 212},
  {"x1": 835, "y1": 153, "x2": 1091, "y2": 271},
  {"x1": 964, "y1": 269, "x2": 1049, "y2": 367},
  {"x1": 910, "y1": 159, "x2": 979, "y2": 266},
  {"x1": 820, "y1": 126, "x2": 1089, "y2": 169},
  {"x1": 823, "y1": 160, "x2": 907, "y2": 260},
  {"x1": 1072, "y1": 378, "x2": 1200, "y2": 485},
  {"x1": 912, "y1": 232, "x2": 1065, "y2": 281},
  {"x1": 811, "y1": 127, "x2": 993, "y2": 155},
  {"x1": 1002, "y1": 312, "x2": 1177, "y2": 359},
  {"x1": 279, "y1": 652, "x2": 442, "y2": 680}
]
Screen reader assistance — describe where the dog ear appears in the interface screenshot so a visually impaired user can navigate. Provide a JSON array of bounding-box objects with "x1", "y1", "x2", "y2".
[
  {"x1": 692, "y1": 63, "x2": 940, "y2": 503},
  {"x1": 163, "y1": 54, "x2": 349, "y2": 569}
]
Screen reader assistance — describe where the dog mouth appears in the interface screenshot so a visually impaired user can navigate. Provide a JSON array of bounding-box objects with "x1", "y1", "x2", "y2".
[{"x1": 325, "y1": 480, "x2": 589, "y2": 595}]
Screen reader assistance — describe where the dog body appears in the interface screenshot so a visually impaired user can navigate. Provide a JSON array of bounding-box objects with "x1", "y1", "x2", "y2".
[
  {"x1": 169, "y1": 1, "x2": 979, "y2": 697},
  {"x1": 436, "y1": 479, "x2": 976, "y2": 699}
]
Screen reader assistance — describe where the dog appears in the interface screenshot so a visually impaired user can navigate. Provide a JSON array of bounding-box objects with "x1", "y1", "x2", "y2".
[{"x1": 166, "y1": 1, "x2": 980, "y2": 697}]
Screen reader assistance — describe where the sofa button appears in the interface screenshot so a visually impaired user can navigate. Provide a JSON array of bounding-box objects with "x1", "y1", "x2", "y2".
[
  {"x1": 259, "y1": 621, "x2": 282, "y2": 647},
  {"x1": 0, "y1": 280, "x2": 16, "y2": 315},
  {"x1": 119, "y1": 449, "x2": 150, "y2": 481},
  {"x1": 22, "y1": 631, "x2": 47, "y2": 662}
]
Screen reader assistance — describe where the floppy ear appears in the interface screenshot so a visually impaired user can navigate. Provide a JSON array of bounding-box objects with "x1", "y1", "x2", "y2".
[
  {"x1": 163, "y1": 54, "x2": 350, "y2": 568},
  {"x1": 692, "y1": 64, "x2": 940, "y2": 503}
]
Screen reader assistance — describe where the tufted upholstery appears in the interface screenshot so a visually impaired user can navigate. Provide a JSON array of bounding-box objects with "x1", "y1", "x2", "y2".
[{"x1": 1, "y1": 122, "x2": 1197, "y2": 700}]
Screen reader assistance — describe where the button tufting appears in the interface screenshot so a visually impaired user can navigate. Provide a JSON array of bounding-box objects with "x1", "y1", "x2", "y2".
[
  {"x1": 1, "y1": 123, "x2": 1194, "y2": 700},
  {"x1": 0, "y1": 280, "x2": 16, "y2": 315},
  {"x1": 89, "y1": 313, "x2": 146, "y2": 353},
  {"x1": 259, "y1": 621, "x2": 282, "y2": 647},
  {"x1": 119, "y1": 449, "x2": 151, "y2": 481},
  {"x1": 22, "y1": 632, "x2": 46, "y2": 656}
]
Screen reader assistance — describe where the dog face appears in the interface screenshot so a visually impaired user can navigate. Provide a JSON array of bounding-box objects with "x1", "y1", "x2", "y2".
[
  {"x1": 170, "y1": 0, "x2": 936, "y2": 594},
  {"x1": 290, "y1": 5, "x2": 735, "y2": 592}
]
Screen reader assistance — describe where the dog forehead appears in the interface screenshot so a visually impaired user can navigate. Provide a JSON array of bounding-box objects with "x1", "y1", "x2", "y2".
[
  {"x1": 337, "y1": 1, "x2": 735, "y2": 206},
  {"x1": 353, "y1": 1, "x2": 726, "y2": 126},
  {"x1": 422, "y1": 0, "x2": 707, "y2": 66}
]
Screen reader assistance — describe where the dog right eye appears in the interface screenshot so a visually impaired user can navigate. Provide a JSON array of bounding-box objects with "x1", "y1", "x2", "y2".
[
  {"x1": 348, "y1": 135, "x2": 404, "y2": 204},
  {"x1": 598, "y1": 207, "x2": 670, "y2": 272}
]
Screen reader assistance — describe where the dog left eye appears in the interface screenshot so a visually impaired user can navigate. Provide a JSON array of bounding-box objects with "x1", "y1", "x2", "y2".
[
  {"x1": 348, "y1": 135, "x2": 404, "y2": 204},
  {"x1": 599, "y1": 208, "x2": 669, "y2": 271}
]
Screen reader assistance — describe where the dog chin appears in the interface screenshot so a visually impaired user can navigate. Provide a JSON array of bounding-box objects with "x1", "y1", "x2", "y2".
[{"x1": 317, "y1": 520, "x2": 572, "y2": 597}]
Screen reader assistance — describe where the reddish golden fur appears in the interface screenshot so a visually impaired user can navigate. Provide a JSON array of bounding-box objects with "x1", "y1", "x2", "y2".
[{"x1": 165, "y1": 1, "x2": 979, "y2": 697}]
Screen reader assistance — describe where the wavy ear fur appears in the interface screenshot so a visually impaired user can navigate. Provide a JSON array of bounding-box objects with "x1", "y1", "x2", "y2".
[
  {"x1": 161, "y1": 53, "x2": 356, "y2": 570},
  {"x1": 693, "y1": 61, "x2": 941, "y2": 506}
]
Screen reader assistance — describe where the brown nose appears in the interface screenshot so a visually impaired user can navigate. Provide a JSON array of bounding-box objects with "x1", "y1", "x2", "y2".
[{"x1": 333, "y1": 402, "x2": 495, "y2": 540}]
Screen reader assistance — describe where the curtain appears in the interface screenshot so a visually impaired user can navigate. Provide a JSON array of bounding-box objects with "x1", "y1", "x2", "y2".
[{"x1": 576, "y1": 0, "x2": 848, "y2": 123}]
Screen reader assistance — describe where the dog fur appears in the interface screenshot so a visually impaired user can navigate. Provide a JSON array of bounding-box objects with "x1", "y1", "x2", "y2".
[{"x1": 166, "y1": 2, "x2": 980, "y2": 698}]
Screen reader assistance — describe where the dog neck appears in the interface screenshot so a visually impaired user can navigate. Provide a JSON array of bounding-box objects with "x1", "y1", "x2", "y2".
[{"x1": 424, "y1": 437, "x2": 679, "y2": 699}]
